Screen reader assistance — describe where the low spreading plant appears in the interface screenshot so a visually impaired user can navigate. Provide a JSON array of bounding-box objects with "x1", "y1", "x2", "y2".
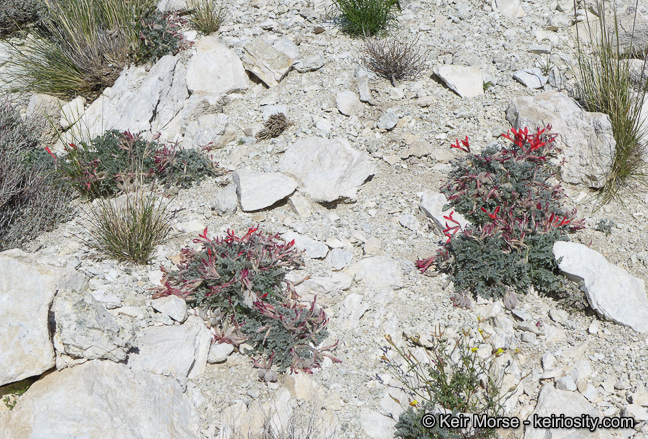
[
  {"x1": 573, "y1": 0, "x2": 648, "y2": 204},
  {"x1": 47, "y1": 130, "x2": 220, "y2": 199},
  {"x1": 133, "y1": 10, "x2": 189, "y2": 64},
  {"x1": 362, "y1": 34, "x2": 426, "y2": 86},
  {"x1": 383, "y1": 327, "x2": 515, "y2": 439},
  {"x1": 186, "y1": 0, "x2": 227, "y2": 35},
  {"x1": 82, "y1": 185, "x2": 174, "y2": 264},
  {"x1": 330, "y1": 0, "x2": 399, "y2": 37},
  {"x1": 153, "y1": 227, "x2": 340, "y2": 373},
  {"x1": 0, "y1": 99, "x2": 73, "y2": 251},
  {"x1": 416, "y1": 126, "x2": 584, "y2": 303}
]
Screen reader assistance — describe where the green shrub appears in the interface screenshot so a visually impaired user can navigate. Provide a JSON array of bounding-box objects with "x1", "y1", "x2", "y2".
[
  {"x1": 416, "y1": 126, "x2": 584, "y2": 302},
  {"x1": 83, "y1": 186, "x2": 174, "y2": 264},
  {"x1": 186, "y1": 0, "x2": 226, "y2": 35},
  {"x1": 153, "y1": 227, "x2": 340, "y2": 373},
  {"x1": 383, "y1": 329, "x2": 514, "y2": 439},
  {"x1": 133, "y1": 10, "x2": 189, "y2": 64},
  {"x1": 330, "y1": 0, "x2": 399, "y2": 37},
  {"x1": 0, "y1": 99, "x2": 73, "y2": 251},
  {"x1": 50, "y1": 130, "x2": 220, "y2": 199},
  {"x1": 573, "y1": 0, "x2": 648, "y2": 204}
]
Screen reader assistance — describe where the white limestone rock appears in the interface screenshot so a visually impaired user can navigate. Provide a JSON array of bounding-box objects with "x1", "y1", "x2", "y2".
[
  {"x1": 151, "y1": 295, "x2": 188, "y2": 323},
  {"x1": 0, "y1": 360, "x2": 200, "y2": 439},
  {"x1": 553, "y1": 241, "x2": 648, "y2": 333},
  {"x1": 241, "y1": 37, "x2": 293, "y2": 87},
  {"x1": 52, "y1": 289, "x2": 132, "y2": 363},
  {"x1": 233, "y1": 169, "x2": 298, "y2": 212},
  {"x1": 278, "y1": 137, "x2": 376, "y2": 203},
  {"x1": 281, "y1": 231, "x2": 329, "y2": 259},
  {"x1": 186, "y1": 36, "x2": 249, "y2": 96},
  {"x1": 128, "y1": 322, "x2": 212, "y2": 379},
  {"x1": 433, "y1": 65, "x2": 484, "y2": 98},
  {"x1": 419, "y1": 192, "x2": 470, "y2": 232},
  {"x1": 336, "y1": 90, "x2": 362, "y2": 116},
  {"x1": 525, "y1": 384, "x2": 609, "y2": 439},
  {"x1": 346, "y1": 256, "x2": 404, "y2": 290},
  {"x1": 0, "y1": 249, "x2": 88, "y2": 387}
]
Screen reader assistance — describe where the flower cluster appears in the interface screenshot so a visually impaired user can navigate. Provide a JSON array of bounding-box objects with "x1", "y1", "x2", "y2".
[
  {"x1": 153, "y1": 227, "x2": 340, "y2": 373},
  {"x1": 417, "y1": 125, "x2": 584, "y2": 301}
]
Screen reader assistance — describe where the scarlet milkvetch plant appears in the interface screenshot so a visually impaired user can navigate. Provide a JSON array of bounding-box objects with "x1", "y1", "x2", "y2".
[
  {"x1": 417, "y1": 125, "x2": 584, "y2": 302},
  {"x1": 152, "y1": 227, "x2": 340, "y2": 373}
]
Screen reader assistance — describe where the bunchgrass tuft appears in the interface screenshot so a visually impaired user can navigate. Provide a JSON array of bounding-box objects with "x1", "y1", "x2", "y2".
[
  {"x1": 2, "y1": 0, "x2": 157, "y2": 99},
  {"x1": 573, "y1": 0, "x2": 648, "y2": 205},
  {"x1": 330, "y1": 0, "x2": 399, "y2": 37},
  {"x1": 186, "y1": 0, "x2": 227, "y2": 35},
  {"x1": 362, "y1": 34, "x2": 426, "y2": 86},
  {"x1": 82, "y1": 185, "x2": 174, "y2": 264}
]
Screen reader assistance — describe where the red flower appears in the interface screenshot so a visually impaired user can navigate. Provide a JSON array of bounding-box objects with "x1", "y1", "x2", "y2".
[
  {"x1": 450, "y1": 136, "x2": 470, "y2": 153},
  {"x1": 44, "y1": 146, "x2": 57, "y2": 165},
  {"x1": 480, "y1": 206, "x2": 500, "y2": 219}
]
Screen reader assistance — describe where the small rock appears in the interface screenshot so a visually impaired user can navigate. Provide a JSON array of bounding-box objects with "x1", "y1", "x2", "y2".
[
  {"x1": 549, "y1": 309, "x2": 569, "y2": 325},
  {"x1": 588, "y1": 319, "x2": 599, "y2": 335},
  {"x1": 399, "y1": 213, "x2": 420, "y2": 231},
  {"x1": 328, "y1": 248, "x2": 353, "y2": 270},
  {"x1": 151, "y1": 295, "x2": 187, "y2": 323},
  {"x1": 336, "y1": 90, "x2": 362, "y2": 116},
  {"x1": 622, "y1": 404, "x2": 648, "y2": 422},
  {"x1": 542, "y1": 352, "x2": 557, "y2": 371},
  {"x1": 377, "y1": 111, "x2": 398, "y2": 130},
  {"x1": 433, "y1": 65, "x2": 484, "y2": 98},
  {"x1": 513, "y1": 68, "x2": 548, "y2": 88},
  {"x1": 207, "y1": 343, "x2": 234, "y2": 364},
  {"x1": 556, "y1": 375, "x2": 577, "y2": 391}
]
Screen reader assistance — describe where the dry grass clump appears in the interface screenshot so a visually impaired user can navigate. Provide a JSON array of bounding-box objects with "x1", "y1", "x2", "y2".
[
  {"x1": 186, "y1": 0, "x2": 227, "y2": 35},
  {"x1": 256, "y1": 113, "x2": 290, "y2": 141},
  {"x1": 573, "y1": 0, "x2": 648, "y2": 204},
  {"x1": 2, "y1": 0, "x2": 157, "y2": 99},
  {"x1": 361, "y1": 34, "x2": 426, "y2": 86},
  {"x1": 82, "y1": 185, "x2": 174, "y2": 264}
]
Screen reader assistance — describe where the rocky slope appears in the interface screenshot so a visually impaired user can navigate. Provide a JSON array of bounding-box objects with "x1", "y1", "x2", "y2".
[{"x1": 2, "y1": 0, "x2": 648, "y2": 438}]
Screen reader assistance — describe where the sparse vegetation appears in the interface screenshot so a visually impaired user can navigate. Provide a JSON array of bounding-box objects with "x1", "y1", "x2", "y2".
[
  {"x1": 361, "y1": 34, "x2": 426, "y2": 86},
  {"x1": 133, "y1": 9, "x2": 189, "y2": 64},
  {"x1": 0, "y1": 98, "x2": 73, "y2": 251},
  {"x1": 186, "y1": 0, "x2": 227, "y2": 35},
  {"x1": 331, "y1": 0, "x2": 399, "y2": 37},
  {"x1": 82, "y1": 185, "x2": 174, "y2": 264},
  {"x1": 383, "y1": 327, "x2": 515, "y2": 439},
  {"x1": 573, "y1": 0, "x2": 648, "y2": 204}
]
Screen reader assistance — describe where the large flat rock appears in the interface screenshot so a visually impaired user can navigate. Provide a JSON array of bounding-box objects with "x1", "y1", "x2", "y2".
[
  {"x1": 0, "y1": 360, "x2": 200, "y2": 439},
  {"x1": 278, "y1": 137, "x2": 376, "y2": 203},
  {"x1": 127, "y1": 322, "x2": 212, "y2": 379},
  {"x1": 186, "y1": 36, "x2": 249, "y2": 96},
  {"x1": 233, "y1": 169, "x2": 298, "y2": 211},
  {"x1": 554, "y1": 241, "x2": 648, "y2": 333},
  {"x1": 0, "y1": 249, "x2": 88, "y2": 386},
  {"x1": 525, "y1": 384, "x2": 610, "y2": 439}
]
